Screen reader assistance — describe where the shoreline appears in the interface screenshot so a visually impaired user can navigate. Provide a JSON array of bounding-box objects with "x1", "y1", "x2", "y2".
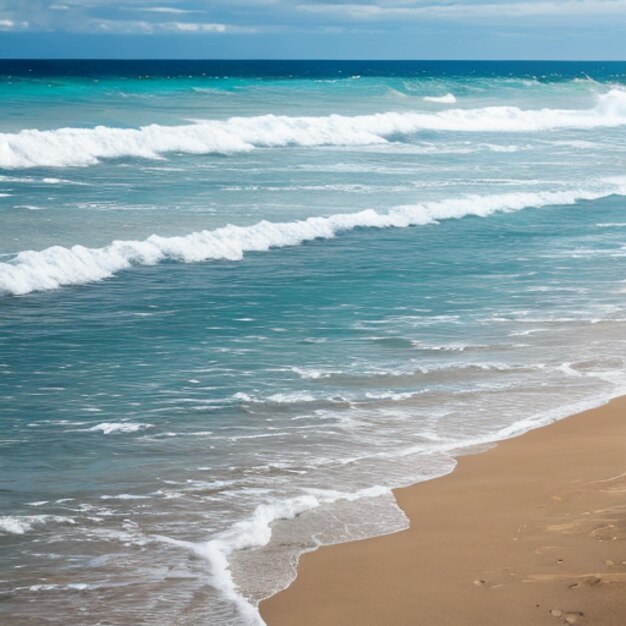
[{"x1": 260, "y1": 396, "x2": 626, "y2": 625}]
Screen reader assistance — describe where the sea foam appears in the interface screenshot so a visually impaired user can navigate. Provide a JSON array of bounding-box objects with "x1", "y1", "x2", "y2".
[
  {"x1": 1, "y1": 89, "x2": 626, "y2": 169},
  {"x1": 0, "y1": 515, "x2": 76, "y2": 535},
  {"x1": 157, "y1": 485, "x2": 391, "y2": 625},
  {"x1": 85, "y1": 422, "x2": 153, "y2": 434},
  {"x1": 2, "y1": 183, "x2": 626, "y2": 296},
  {"x1": 423, "y1": 93, "x2": 457, "y2": 103}
]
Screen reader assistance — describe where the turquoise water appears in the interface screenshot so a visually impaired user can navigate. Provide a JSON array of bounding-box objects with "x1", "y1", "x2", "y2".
[{"x1": 3, "y1": 61, "x2": 626, "y2": 625}]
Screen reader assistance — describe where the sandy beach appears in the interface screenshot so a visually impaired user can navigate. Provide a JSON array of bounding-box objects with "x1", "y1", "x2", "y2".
[{"x1": 260, "y1": 397, "x2": 626, "y2": 626}]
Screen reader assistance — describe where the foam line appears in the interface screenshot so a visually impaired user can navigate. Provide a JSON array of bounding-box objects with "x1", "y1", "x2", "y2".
[
  {"x1": 156, "y1": 486, "x2": 390, "y2": 625},
  {"x1": 2, "y1": 183, "x2": 625, "y2": 296},
  {"x1": 1, "y1": 89, "x2": 626, "y2": 169}
]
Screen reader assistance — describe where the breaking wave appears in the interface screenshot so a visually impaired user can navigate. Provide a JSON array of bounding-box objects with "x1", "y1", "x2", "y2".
[
  {"x1": 84, "y1": 422, "x2": 153, "y2": 435},
  {"x1": 423, "y1": 93, "x2": 457, "y2": 104},
  {"x1": 2, "y1": 89, "x2": 626, "y2": 169},
  {"x1": 2, "y1": 183, "x2": 626, "y2": 296}
]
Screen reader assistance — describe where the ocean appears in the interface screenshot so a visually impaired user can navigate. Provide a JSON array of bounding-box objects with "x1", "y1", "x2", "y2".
[{"x1": 2, "y1": 59, "x2": 626, "y2": 625}]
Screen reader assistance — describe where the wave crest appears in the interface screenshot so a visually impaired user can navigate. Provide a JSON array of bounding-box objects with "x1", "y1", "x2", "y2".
[
  {"x1": 2, "y1": 89, "x2": 626, "y2": 169},
  {"x1": 1, "y1": 184, "x2": 625, "y2": 296}
]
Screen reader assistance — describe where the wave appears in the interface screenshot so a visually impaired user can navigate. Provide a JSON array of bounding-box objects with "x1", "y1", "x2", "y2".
[
  {"x1": 2, "y1": 182, "x2": 626, "y2": 296},
  {"x1": 410, "y1": 341, "x2": 491, "y2": 352},
  {"x1": 289, "y1": 366, "x2": 335, "y2": 380},
  {"x1": 2, "y1": 89, "x2": 626, "y2": 169},
  {"x1": 0, "y1": 174, "x2": 88, "y2": 185},
  {"x1": 0, "y1": 514, "x2": 76, "y2": 535},
  {"x1": 423, "y1": 93, "x2": 456, "y2": 103},
  {"x1": 289, "y1": 359, "x2": 530, "y2": 381},
  {"x1": 156, "y1": 485, "x2": 391, "y2": 625},
  {"x1": 232, "y1": 388, "x2": 426, "y2": 406},
  {"x1": 100, "y1": 493, "x2": 151, "y2": 500},
  {"x1": 84, "y1": 422, "x2": 153, "y2": 434}
]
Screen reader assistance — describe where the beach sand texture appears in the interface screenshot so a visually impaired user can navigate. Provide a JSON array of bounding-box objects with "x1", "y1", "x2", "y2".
[{"x1": 261, "y1": 397, "x2": 626, "y2": 626}]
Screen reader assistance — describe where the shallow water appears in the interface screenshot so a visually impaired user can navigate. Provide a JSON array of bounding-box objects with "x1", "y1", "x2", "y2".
[{"x1": 2, "y1": 60, "x2": 626, "y2": 625}]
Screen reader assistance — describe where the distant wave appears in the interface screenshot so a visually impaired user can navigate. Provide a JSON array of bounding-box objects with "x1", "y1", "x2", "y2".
[
  {"x1": 1, "y1": 183, "x2": 625, "y2": 296},
  {"x1": 2, "y1": 89, "x2": 626, "y2": 169}
]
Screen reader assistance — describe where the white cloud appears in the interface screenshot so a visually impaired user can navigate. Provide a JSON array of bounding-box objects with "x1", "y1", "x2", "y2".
[
  {"x1": 297, "y1": 0, "x2": 626, "y2": 20},
  {"x1": 134, "y1": 7, "x2": 194, "y2": 15},
  {"x1": 172, "y1": 21, "x2": 227, "y2": 32},
  {"x1": 89, "y1": 19, "x2": 255, "y2": 34},
  {"x1": 0, "y1": 18, "x2": 29, "y2": 30}
]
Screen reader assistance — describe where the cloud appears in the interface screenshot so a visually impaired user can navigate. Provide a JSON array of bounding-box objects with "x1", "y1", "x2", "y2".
[
  {"x1": 297, "y1": 0, "x2": 626, "y2": 20},
  {"x1": 171, "y1": 22, "x2": 227, "y2": 32},
  {"x1": 0, "y1": 1, "x2": 265, "y2": 34},
  {"x1": 132, "y1": 6, "x2": 195, "y2": 15},
  {"x1": 0, "y1": 18, "x2": 29, "y2": 30},
  {"x1": 3, "y1": 0, "x2": 625, "y2": 40},
  {"x1": 91, "y1": 19, "x2": 255, "y2": 34}
]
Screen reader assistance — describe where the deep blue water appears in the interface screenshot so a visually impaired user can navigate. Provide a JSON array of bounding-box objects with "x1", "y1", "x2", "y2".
[{"x1": 3, "y1": 59, "x2": 626, "y2": 79}]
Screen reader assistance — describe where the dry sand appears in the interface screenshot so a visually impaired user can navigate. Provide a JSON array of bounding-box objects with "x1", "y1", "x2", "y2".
[{"x1": 260, "y1": 397, "x2": 626, "y2": 626}]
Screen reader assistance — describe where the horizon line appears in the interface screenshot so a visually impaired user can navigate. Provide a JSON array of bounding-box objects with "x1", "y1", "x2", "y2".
[{"x1": 1, "y1": 57, "x2": 626, "y2": 62}]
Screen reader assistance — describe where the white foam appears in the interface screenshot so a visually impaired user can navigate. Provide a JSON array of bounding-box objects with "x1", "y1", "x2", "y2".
[
  {"x1": 2, "y1": 182, "x2": 625, "y2": 297},
  {"x1": 482, "y1": 143, "x2": 520, "y2": 153},
  {"x1": 100, "y1": 494, "x2": 150, "y2": 500},
  {"x1": 0, "y1": 515, "x2": 75, "y2": 535},
  {"x1": 0, "y1": 174, "x2": 87, "y2": 185},
  {"x1": 85, "y1": 422, "x2": 152, "y2": 434},
  {"x1": 29, "y1": 582, "x2": 93, "y2": 592},
  {"x1": 423, "y1": 93, "x2": 457, "y2": 103},
  {"x1": 2, "y1": 88, "x2": 626, "y2": 169},
  {"x1": 232, "y1": 392, "x2": 255, "y2": 403},
  {"x1": 558, "y1": 362, "x2": 584, "y2": 377},
  {"x1": 364, "y1": 390, "x2": 424, "y2": 401},
  {"x1": 411, "y1": 341, "x2": 489, "y2": 352},
  {"x1": 156, "y1": 485, "x2": 390, "y2": 625},
  {"x1": 266, "y1": 391, "x2": 318, "y2": 404},
  {"x1": 490, "y1": 390, "x2": 626, "y2": 442},
  {"x1": 290, "y1": 366, "x2": 334, "y2": 380},
  {"x1": 232, "y1": 390, "x2": 334, "y2": 405}
]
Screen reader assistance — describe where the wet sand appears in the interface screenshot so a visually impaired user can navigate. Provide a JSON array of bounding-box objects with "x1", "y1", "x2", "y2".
[{"x1": 260, "y1": 397, "x2": 626, "y2": 626}]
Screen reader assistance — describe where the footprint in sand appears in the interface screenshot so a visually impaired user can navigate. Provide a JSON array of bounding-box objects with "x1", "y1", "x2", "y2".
[{"x1": 550, "y1": 608, "x2": 584, "y2": 623}]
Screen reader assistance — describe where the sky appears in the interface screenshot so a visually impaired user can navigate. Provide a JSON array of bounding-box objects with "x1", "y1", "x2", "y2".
[{"x1": 0, "y1": 0, "x2": 625, "y2": 60}]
